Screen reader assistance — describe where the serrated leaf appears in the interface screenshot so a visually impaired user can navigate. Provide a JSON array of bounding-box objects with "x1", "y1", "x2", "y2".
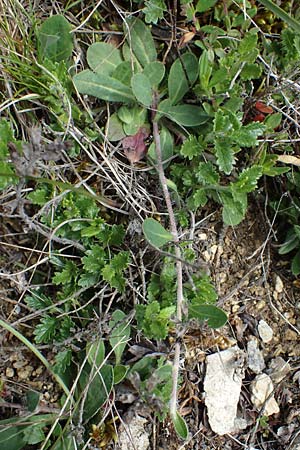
[
  {"x1": 180, "y1": 135, "x2": 204, "y2": 160},
  {"x1": 215, "y1": 139, "x2": 235, "y2": 174},
  {"x1": 143, "y1": 61, "x2": 165, "y2": 87},
  {"x1": 240, "y1": 62, "x2": 262, "y2": 80},
  {"x1": 188, "y1": 304, "x2": 227, "y2": 328},
  {"x1": 34, "y1": 316, "x2": 57, "y2": 343},
  {"x1": 37, "y1": 15, "x2": 73, "y2": 63},
  {"x1": 233, "y1": 122, "x2": 266, "y2": 146},
  {"x1": 87, "y1": 42, "x2": 122, "y2": 76},
  {"x1": 144, "y1": 0, "x2": 167, "y2": 23},
  {"x1": 171, "y1": 411, "x2": 189, "y2": 440},
  {"x1": 232, "y1": 165, "x2": 262, "y2": 193},
  {"x1": 143, "y1": 218, "x2": 173, "y2": 248},
  {"x1": 197, "y1": 161, "x2": 219, "y2": 184},
  {"x1": 221, "y1": 191, "x2": 247, "y2": 226},
  {"x1": 168, "y1": 53, "x2": 198, "y2": 104},
  {"x1": 159, "y1": 102, "x2": 209, "y2": 127},
  {"x1": 125, "y1": 17, "x2": 157, "y2": 67},
  {"x1": 131, "y1": 73, "x2": 152, "y2": 107},
  {"x1": 73, "y1": 70, "x2": 134, "y2": 103}
]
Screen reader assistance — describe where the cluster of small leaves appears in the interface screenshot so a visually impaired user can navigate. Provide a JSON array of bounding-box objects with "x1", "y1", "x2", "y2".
[{"x1": 136, "y1": 256, "x2": 226, "y2": 339}]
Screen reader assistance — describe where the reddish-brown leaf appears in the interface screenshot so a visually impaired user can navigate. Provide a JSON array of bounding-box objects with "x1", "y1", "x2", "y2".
[
  {"x1": 255, "y1": 101, "x2": 273, "y2": 114},
  {"x1": 121, "y1": 128, "x2": 150, "y2": 163}
]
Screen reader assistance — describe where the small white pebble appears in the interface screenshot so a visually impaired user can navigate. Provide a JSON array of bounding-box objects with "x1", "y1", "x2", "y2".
[
  {"x1": 258, "y1": 320, "x2": 273, "y2": 343},
  {"x1": 275, "y1": 275, "x2": 284, "y2": 293},
  {"x1": 6, "y1": 367, "x2": 14, "y2": 378}
]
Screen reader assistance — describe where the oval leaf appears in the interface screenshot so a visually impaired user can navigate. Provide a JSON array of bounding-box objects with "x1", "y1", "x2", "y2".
[
  {"x1": 87, "y1": 42, "x2": 122, "y2": 76},
  {"x1": 125, "y1": 18, "x2": 157, "y2": 67},
  {"x1": 113, "y1": 365, "x2": 129, "y2": 384},
  {"x1": 168, "y1": 53, "x2": 198, "y2": 105},
  {"x1": 73, "y1": 70, "x2": 135, "y2": 103},
  {"x1": 143, "y1": 61, "x2": 165, "y2": 87},
  {"x1": 86, "y1": 339, "x2": 105, "y2": 368},
  {"x1": 131, "y1": 73, "x2": 152, "y2": 107},
  {"x1": 158, "y1": 101, "x2": 209, "y2": 127},
  {"x1": 143, "y1": 218, "x2": 173, "y2": 248},
  {"x1": 171, "y1": 411, "x2": 189, "y2": 440},
  {"x1": 37, "y1": 15, "x2": 73, "y2": 63},
  {"x1": 188, "y1": 304, "x2": 227, "y2": 329}
]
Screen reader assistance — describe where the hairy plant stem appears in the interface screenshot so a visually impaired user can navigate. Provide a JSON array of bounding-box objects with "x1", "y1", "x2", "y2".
[{"x1": 152, "y1": 92, "x2": 183, "y2": 417}]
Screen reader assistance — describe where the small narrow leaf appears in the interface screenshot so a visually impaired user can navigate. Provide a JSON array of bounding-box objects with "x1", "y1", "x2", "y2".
[
  {"x1": 188, "y1": 304, "x2": 227, "y2": 328},
  {"x1": 73, "y1": 70, "x2": 135, "y2": 103},
  {"x1": 171, "y1": 411, "x2": 189, "y2": 440},
  {"x1": 86, "y1": 339, "x2": 105, "y2": 368},
  {"x1": 143, "y1": 218, "x2": 173, "y2": 248},
  {"x1": 131, "y1": 73, "x2": 152, "y2": 107},
  {"x1": 87, "y1": 42, "x2": 122, "y2": 76}
]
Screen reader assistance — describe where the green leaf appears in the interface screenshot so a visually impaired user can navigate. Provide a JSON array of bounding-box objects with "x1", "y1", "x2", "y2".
[
  {"x1": 106, "y1": 113, "x2": 126, "y2": 141},
  {"x1": 180, "y1": 135, "x2": 205, "y2": 160},
  {"x1": 279, "y1": 233, "x2": 300, "y2": 255},
  {"x1": 168, "y1": 53, "x2": 198, "y2": 104},
  {"x1": 23, "y1": 423, "x2": 45, "y2": 445},
  {"x1": 292, "y1": 250, "x2": 300, "y2": 276},
  {"x1": 113, "y1": 365, "x2": 129, "y2": 384},
  {"x1": 101, "y1": 252, "x2": 130, "y2": 292},
  {"x1": 82, "y1": 245, "x2": 106, "y2": 273},
  {"x1": 125, "y1": 17, "x2": 157, "y2": 67},
  {"x1": 264, "y1": 112, "x2": 282, "y2": 130},
  {"x1": 171, "y1": 411, "x2": 189, "y2": 440},
  {"x1": 73, "y1": 70, "x2": 135, "y2": 103},
  {"x1": 112, "y1": 61, "x2": 133, "y2": 86},
  {"x1": 197, "y1": 161, "x2": 219, "y2": 185},
  {"x1": 26, "y1": 391, "x2": 40, "y2": 412},
  {"x1": 34, "y1": 316, "x2": 57, "y2": 343},
  {"x1": 53, "y1": 349, "x2": 72, "y2": 374},
  {"x1": 159, "y1": 102, "x2": 209, "y2": 127},
  {"x1": 25, "y1": 292, "x2": 52, "y2": 310},
  {"x1": 188, "y1": 304, "x2": 227, "y2": 328},
  {"x1": 144, "y1": 0, "x2": 167, "y2": 23},
  {"x1": 87, "y1": 42, "x2": 122, "y2": 76},
  {"x1": 148, "y1": 126, "x2": 173, "y2": 168},
  {"x1": 215, "y1": 139, "x2": 235, "y2": 174},
  {"x1": 232, "y1": 165, "x2": 263, "y2": 193},
  {"x1": 240, "y1": 63, "x2": 262, "y2": 80},
  {"x1": 221, "y1": 191, "x2": 247, "y2": 226},
  {"x1": 77, "y1": 363, "x2": 113, "y2": 421},
  {"x1": 143, "y1": 218, "x2": 173, "y2": 248},
  {"x1": 86, "y1": 339, "x2": 105, "y2": 368},
  {"x1": 196, "y1": 0, "x2": 217, "y2": 12},
  {"x1": 109, "y1": 310, "x2": 131, "y2": 364},
  {"x1": 143, "y1": 61, "x2": 165, "y2": 87},
  {"x1": 233, "y1": 122, "x2": 266, "y2": 146},
  {"x1": 131, "y1": 73, "x2": 152, "y2": 107},
  {"x1": 37, "y1": 15, "x2": 73, "y2": 63},
  {"x1": 199, "y1": 49, "x2": 212, "y2": 90}
]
